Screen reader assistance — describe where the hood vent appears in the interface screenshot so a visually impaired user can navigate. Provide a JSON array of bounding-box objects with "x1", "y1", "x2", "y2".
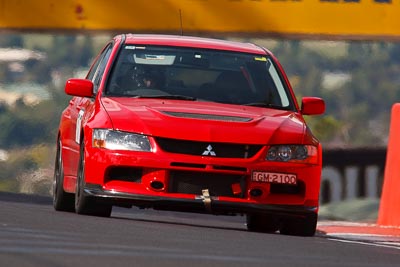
[{"x1": 162, "y1": 111, "x2": 252, "y2": 122}]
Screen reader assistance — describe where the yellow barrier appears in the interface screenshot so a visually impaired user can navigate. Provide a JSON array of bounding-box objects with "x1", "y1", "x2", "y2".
[{"x1": 0, "y1": 0, "x2": 399, "y2": 40}]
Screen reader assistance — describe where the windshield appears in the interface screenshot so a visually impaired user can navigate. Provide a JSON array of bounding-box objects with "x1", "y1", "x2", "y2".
[{"x1": 106, "y1": 45, "x2": 294, "y2": 109}]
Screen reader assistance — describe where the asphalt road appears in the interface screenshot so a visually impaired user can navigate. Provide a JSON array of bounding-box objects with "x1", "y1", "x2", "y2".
[{"x1": 0, "y1": 192, "x2": 399, "y2": 267}]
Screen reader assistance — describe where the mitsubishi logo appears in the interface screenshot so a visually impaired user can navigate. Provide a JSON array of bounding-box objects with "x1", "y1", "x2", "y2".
[{"x1": 202, "y1": 145, "x2": 216, "y2": 156}]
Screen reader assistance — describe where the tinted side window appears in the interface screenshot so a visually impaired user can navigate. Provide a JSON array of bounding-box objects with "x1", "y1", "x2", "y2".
[
  {"x1": 86, "y1": 54, "x2": 101, "y2": 81},
  {"x1": 87, "y1": 43, "x2": 113, "y2": 94}
]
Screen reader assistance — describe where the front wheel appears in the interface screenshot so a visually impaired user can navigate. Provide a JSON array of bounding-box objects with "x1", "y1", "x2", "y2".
[
  {"x1": 75, "y1": 140, "x2": 112, "y2": 217},
  {"x1": 279, "y1": 213, "x2": 318, "y2": 237}
]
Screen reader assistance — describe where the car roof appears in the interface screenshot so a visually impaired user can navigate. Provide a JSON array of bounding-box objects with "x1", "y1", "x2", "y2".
[{"x1": 121, "y1": 34, "x2": 271, "y2": 55}]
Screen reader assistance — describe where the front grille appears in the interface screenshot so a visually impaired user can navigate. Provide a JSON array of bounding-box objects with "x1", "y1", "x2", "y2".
[
  {"x1": 168, "y1": 171, "x2": 246, "y2": 198},
  {"x1": 156, "y1": 137, "x2": 262, "y2": 158}
]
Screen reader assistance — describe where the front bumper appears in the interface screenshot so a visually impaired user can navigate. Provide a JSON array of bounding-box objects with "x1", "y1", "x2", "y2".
[
  {"x1": 84, "y1": 184, "x2": 318, "y2": 218},
  {"x1": 80, "y1": 139, "x2": 322, "y2": 217}
]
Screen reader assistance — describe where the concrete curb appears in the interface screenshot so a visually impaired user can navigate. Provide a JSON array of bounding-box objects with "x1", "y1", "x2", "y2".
[{"x1": 317, "y1": 221, "x2": 400, "y2": 242}]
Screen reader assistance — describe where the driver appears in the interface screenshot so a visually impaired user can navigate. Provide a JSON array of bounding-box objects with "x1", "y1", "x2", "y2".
[{"x1": 132, "y1": 65, "x2": 164, "y2": 89}]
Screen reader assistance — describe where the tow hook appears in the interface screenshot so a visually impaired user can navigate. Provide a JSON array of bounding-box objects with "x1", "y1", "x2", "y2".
[{"x1": 202, "y1": 189, "x2": 212, "y2": 212}]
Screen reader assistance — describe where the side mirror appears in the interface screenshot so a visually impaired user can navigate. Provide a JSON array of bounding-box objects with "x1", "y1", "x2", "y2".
[
  {"x1": 301, "y1": 97, "x2": 325, "y2": 115},
  {"x1": 65, "y1": 79, "x2": 94, "y2": 97}
]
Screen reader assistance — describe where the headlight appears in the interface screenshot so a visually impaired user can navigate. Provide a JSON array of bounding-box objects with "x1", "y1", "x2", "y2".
[
  {"x1": 266, "y1": 145, "x2": 318, "y2": 163},
  {"x1": 92, "y1": 129, "x2": 152, "y2": 151}
]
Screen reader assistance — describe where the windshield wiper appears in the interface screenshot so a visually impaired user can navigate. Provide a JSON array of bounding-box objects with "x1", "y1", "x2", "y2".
[
  {"x1": 135, "y1": 95, "x2": 197, "y2": 101},
  {"x1": 243, "y1": 102, "x2": 289, "y2": 110}
]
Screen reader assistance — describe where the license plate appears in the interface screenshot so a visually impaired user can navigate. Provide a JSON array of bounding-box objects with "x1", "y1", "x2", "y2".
[{"x1": 251, "y1": 171, "x2": 297, "y2": 185}]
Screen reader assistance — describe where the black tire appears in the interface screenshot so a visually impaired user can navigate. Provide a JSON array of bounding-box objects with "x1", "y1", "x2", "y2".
[
  {"x1": 53, "y1": 139, "x2": 75, "y2": 212},
  {"x1": 246, "y1": 213, "x2": 280, "y2": 233},
  {"x1": 280, "y1": 213, "x2": 318, "y2": 237},
  {"x1": 75, "y1": 140, "x2": 112, "y2": 217}
]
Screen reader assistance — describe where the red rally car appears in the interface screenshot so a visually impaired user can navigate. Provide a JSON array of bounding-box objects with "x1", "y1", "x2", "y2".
[{"x1": 53, "y1": 34, "x2": 325, "y2": 236}]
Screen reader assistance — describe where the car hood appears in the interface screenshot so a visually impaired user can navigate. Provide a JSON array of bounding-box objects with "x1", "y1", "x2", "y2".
[{"x1": 101, "y1": 97, "x2": 309, "y2": 145}]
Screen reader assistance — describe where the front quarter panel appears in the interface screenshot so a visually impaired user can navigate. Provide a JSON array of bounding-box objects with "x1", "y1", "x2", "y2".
[{"x1": 60, "y1": 95, "x2": 113, "y2": 192}]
